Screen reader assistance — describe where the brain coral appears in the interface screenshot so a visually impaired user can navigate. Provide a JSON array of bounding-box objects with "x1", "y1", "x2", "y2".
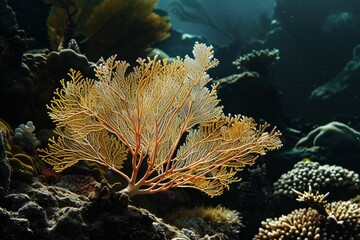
[{"x1": 0, "y1": 119, "x2": 46, "y2": 182}]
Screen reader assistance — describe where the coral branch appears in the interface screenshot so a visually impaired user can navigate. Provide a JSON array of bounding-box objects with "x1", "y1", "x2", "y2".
[{"x1": 39, "y1": 43, "x2": 282, "y2": 198}]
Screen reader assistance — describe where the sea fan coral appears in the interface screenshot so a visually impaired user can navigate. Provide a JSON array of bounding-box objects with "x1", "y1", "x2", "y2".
[{"x1": 39, "y1": 43, "x2": 282, "y2": 198}]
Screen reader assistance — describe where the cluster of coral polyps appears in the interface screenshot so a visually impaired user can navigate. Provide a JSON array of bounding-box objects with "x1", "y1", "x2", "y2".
[
  {"x1": 254, "y1": 193, "x2": 360, "y2": 239},
  {"x1": 0, "y1": 119, "x2": 46, "y2": 183},
  {"x1": 164, "y1": 205, "x2": 243, "y2": 239},
  {"x1": 273, "y1": 160, "x2": 360, "y2": 198}
]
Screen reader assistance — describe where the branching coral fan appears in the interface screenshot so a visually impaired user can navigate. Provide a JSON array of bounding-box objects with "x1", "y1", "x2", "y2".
[
  {"x1": 39, "y1": 43, "x2": 282, "y2": 198},
  {"x1": 255, "y1": 188, "x2": 360, "y2": 239}
]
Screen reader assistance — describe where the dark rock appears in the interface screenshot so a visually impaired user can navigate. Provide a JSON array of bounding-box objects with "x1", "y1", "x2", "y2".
[
  {"x1": 51, "y1": 207, "x2": 85, "y2": 240},
  {"x1": 1, "y1": 179, "x2": 194, "y2": 240},
  {"x1": 4, "y1": 193, "x2": 30, "y2": 211},
  {"x1": 30, "y1": 189, "x2": 58, "y2": 209},
  {"x1": 18, "y1": 201, "x2": 49, "y2": 238},
  {"x1": 0, "y1": 132, "x2": 11, "y2": 197},
  {"x1": 0, "y1": 0, "x2": 19, "y2": 37},
  {"x1": 0, "y1": 206, "x2": 34, "y2": 240}
]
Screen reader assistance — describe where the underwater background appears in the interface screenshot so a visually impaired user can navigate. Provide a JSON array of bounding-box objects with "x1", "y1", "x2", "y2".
[{"x1": 0, "y1": 0, "x2": 359, "y2": 239}]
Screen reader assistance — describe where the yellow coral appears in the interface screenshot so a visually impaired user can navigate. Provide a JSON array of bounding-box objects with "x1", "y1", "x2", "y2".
[
  {"x1": 165, "y1": 205, "x2": 241, "y2": 226},
  {"x1": 39, "y1": 43, "x2": 282, "y2": 197},
  {"x1": 46, "y1": 0, "x2": 171, "y2": 61},
  {"x1": 255, "y1": 189, "x2": 360, "y2": 239},
  {"x1": 164, "y1": 205, "x2": 242, "y2": 237}
]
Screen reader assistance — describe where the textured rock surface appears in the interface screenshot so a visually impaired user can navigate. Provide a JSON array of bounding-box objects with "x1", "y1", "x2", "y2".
[
  {"x1": 0, "y1": 179, "x2": 200, "y2": 240},
  {"x1": 0, "y1": 132, "x2": 11, "y2": 196}
]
